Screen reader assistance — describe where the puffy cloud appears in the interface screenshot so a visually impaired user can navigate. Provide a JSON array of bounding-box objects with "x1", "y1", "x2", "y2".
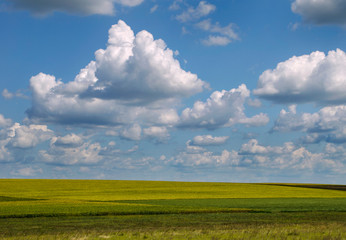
[
  {"x1": 0, "y1": 114, "x2": 12, "y2": 128},
  {"x1": 86, "y1": 20, "x2": 205, "y2": 103},
  {"x1": 176, "y1": 1, "x2": 216, "y2": 22},
  {"x1": 273, "y1": 105, "x2": 346, "y2": 144},
  {"x1": 27, "y1": 20, "x2": 204, "y2": 127},
  {"x1": 143, "y1": 126, "x2": 170, "y2": 141},
  {"x1": 197, "y1": 19, "x2": 239, "y2": 46},
  {"x1": 292, "y1": 0, "x2": 346, "y2": 25},
  {"x1": 190, "y1": 135, "x2": 229, "y2": 146},
  {"x1": 7, "y1": 123, "x2": 53, "y2": 149},
  {"x1": 39, "y1": 138, "x2": 104, "y2": 165},
  {"x1": 254, "y1": 49, "x2": 346, "y2": 105},
  {"x1": 51, "y1": 133, "x2": 83, "y2": 148},
  {"x1": 0, "y1": 139, "x2": 12, "y2": 162},
  {"x1": 120, "y1": 124, "x2": 142, "y2": 141},
  {"x1": 179, "y1": 84, "x2": 269, "y2": 129},
  {"x1": 171, "y1": 139, "x2": 342, "y2": 173},
  {"x1": 5, "y1": 0, "x2": 144, "y2": 16},
  {"x1": 171, "y1": 149, "x2": 239, "y2": 167}
]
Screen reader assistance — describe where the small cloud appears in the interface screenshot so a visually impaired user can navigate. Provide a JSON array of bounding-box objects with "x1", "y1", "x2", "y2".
[
  {"x1": 201, "y1": 35, "x2": 231, "y2": 46},
  {"x1": 176, "y1": 1, "x2": 216, "y2": 22},
  {"x1": 2, "y1": 89, "x2": 29, "y2": 100},
  {"x1": 169, "y1": 0, "x2": 183, "y2": 11},
  {"x1": 289, "y1": 22, "x2": 300, "y2": 31},
  {"x1": 150, "y1": 4, "x2": 158, "y2": 13},
  {"x1": 190, "y1": 135, "x2": 229, "y2": 146},
  {"x1": 11, "y1": 167, "x2": 43, "y2": 177},
  {"x1": 247, "y1": 98, "x2": 262, "y2": 108}
]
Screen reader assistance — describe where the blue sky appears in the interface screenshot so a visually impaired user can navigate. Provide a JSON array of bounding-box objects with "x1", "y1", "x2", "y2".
[{"x1": 1, "y1": 0, "x2": 346, "y2": 183}]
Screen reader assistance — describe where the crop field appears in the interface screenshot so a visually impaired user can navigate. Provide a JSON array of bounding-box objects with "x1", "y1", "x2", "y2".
[{"x1": 0, "y1": 179, "x2": 345, "y2": 239}]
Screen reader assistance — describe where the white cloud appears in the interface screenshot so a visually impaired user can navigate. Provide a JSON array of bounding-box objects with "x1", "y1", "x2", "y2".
[
  {"x1": 169, "y1": 0, "x2": 182, "y2": 11},
  {"x1": 5, "y1": 0, "x2": 144, "y2": 16},
  {"x1": 0, "y1": 114, "x2": 12, "y2": 128},
  {"x1": 2, "y1": 89, "x2": 28, "y2": 100},
  {"x1": 197, "y1": 19, "x2": 239, "y2": 46},
  {"x1": 247, "y1": 98, "x2": 262, "y2": 108},
  {"x1": 201, "y1": 36, "x2": 231, "y2": 46},
  {"x1": 254, "y1": 49, "x2": 346, "y2": 105},
  {"x1": 179, "y1": 84, "x2": 269, "y2": 129},
  {"x1": 7, "y1": 123, "x2": 53, "y2": 149},
  {"x1": 273, "y1": 105, "x2": 346, "y2": 144},
  {"x1": 10, "y1": 167, "x2": 43, "y2": 177},
  {"x1": 292, "y1": 0, "x2": 346, "y2": 25},
  {"x1": 143, "y1": 126, "x2": 169, "y2": 141},
  {"x1": 176, "y1": 1, "x2": 216, "y2": 22},
  {"x1": 171, "y1": 149, "x2": 239, "y2": 167},
  {"x1": 150, "y1": 4, "x2": 158, "y2": 13},
  {"x1": 171, "y1": 139, "x2": 343, "y2": 173},
  {"x1": 120, "y1": 124, "x2": 142, "y2": 141},
  {"x1": 40, "y1": 141, "x2": 104, "y2": 165},
  {"x1": 51, "y1": 133, "x2": 83, "y2": 148},
  {"x1": 190, "y1": 135, "x2": 229, "y2": 146},
  {"x1": 27, "y1": 20, "x2": 205, "y2": 127}
]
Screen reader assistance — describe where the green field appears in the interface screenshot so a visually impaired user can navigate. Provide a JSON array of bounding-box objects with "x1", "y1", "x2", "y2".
[{"x1": 0, "y1": 179, "x2": 345, "y2": 239}]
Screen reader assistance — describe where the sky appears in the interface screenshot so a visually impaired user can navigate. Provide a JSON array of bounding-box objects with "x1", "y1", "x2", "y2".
[{"x1": 0, "y1": 0, "x2": 346, "y2": 183}]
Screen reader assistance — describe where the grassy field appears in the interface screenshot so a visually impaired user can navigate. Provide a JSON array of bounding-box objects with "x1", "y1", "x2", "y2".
[{"x1": 0, "y1": 179, "x2": 345, "y2": 239}]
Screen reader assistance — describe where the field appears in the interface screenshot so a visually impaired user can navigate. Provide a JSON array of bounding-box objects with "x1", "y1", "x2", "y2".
[{"x1": 0, "y1": 179, "x2": 345, "y2": 239}]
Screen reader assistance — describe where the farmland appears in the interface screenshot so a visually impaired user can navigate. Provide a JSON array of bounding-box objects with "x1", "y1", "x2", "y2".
[{"x1": 0, "y1": 179, "x2": 345, "y2": 239}]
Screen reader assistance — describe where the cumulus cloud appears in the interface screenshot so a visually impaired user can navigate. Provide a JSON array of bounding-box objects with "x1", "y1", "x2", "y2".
[
  {"x1": 6, "y1": 123, "x2": 53, "y2": 149},
  {"x1": 143, "y1": 126, "x2": 170, "y2": 141},
  {"x1": 39, "y1": 136, "x2": 104, "y2": 165},
  {"x1": 5, "y1": 0, "x2": 144, "y2": 16},
  {"x1": 176, "y1": 1, "x2": 216, "y2": 22},
  {"x1": 172, "y1": 149, "x2": 239, "y2": 167},
  {"x1": 0, "y1": 114, "x2": 12, "y2": 128},
  {"x1": 273, "y1": 105, "x2": 346, "y2": 144},
  {"x1": 254, "y1": 49, "x2": 346, "y2": 105},
  {"x1": 292, "y1": 0, "x2": 346, "y2": 25},
  {"x1": 51, "y1": 133, "x2": 83, "y2": 148},
  {"x1": 26, "y1": 20, "x2": 205, "y2": 127},
  {"x1": 179, "y1": 84, "x2": 269, "y2": 129},
  {"x1": 171, "y1": 139, "x2": 343, "y2": 173},
  {"x1": 190, "y1": 135, "x2": 229, "y2": 146},
  {"x1": 120, "y1": 124, "x2": 142, "y2": 141}
]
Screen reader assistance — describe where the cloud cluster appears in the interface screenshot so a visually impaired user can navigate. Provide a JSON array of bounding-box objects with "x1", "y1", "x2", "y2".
[
  {"x1": 27, "y1": 20, "x2": 205, "y2": 129},
  {"x1": 190, "y1": 135, "x2": 229, "y2": 146},
  {"x1": 39, "y1": 137, "x2": 104, "y2": 165},
  {"x1": 173, "y1": 1, "x2": 238, "y2": 47},
  {"x1": 292, "y1": 0, "x2": 346, "y2": 25},
  {"x1": 170, "y1": 139, "x2": 344, "y2": 174},
  {"x1": 180, "y1": 84, "x2": 269, "y2": 129},
  {"x1": 5, "y1": 0, "x2": 144, "y2": 16},
  {"x1": 254, "y1": 49, "x2": 346, "y2": 105},
  {"x1": 273, "y1": 105, "x2": 346, "y2": 144}
]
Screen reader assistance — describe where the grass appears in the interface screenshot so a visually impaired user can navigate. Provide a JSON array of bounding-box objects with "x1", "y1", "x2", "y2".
[{"x1": 0, "y1": 179, "x2": 345, "y2": 239}]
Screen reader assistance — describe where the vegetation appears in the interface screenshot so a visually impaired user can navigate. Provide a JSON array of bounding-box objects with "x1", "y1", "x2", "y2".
[{"x1": 0, "y1": 179, "x2": 345, "y2": 239}]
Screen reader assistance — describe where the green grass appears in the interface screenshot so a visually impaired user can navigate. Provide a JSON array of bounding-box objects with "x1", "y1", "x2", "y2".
[{"x1": 0, "y1": 179, "x2": 345, "y2": 239}]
